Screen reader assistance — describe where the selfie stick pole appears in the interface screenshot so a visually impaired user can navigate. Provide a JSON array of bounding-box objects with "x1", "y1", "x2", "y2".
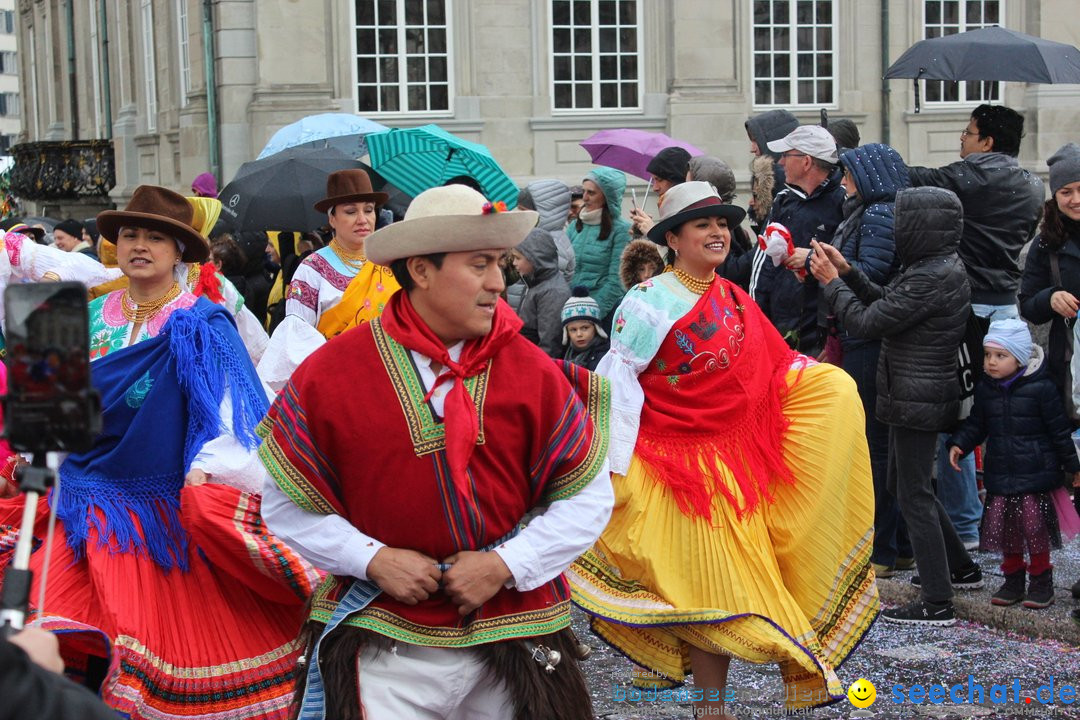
[{"x1": 0, "y1": 453, "x2": 54, "y2": 639}]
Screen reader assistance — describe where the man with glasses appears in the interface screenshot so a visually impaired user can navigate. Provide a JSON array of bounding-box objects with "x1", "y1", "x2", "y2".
[
  {"x1": 748, "y1": 124, "x2": 846, "y2": 356},
  {"x1": 907, "y1": 104, "x2": 1045, "y2": 553}
]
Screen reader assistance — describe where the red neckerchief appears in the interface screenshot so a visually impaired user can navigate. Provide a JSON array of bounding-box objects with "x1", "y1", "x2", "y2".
[{"x1": 379, "y1": 290, "x2": 523, "y2": 494}]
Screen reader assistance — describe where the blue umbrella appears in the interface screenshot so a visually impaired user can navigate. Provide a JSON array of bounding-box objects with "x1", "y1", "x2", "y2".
[
  {"x1": 257, "y1": 113, "x2": 389, "y2": 160},
  {"x1": 365, "y1": 124, "x2": 519, "y2": 206}
]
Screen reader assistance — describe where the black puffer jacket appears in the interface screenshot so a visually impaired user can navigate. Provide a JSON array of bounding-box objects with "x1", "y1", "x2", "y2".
[
  {"x1": 1018, "y1": 219, "x2": 1080, "y2": 399},
  {"x1": 908, "y1": 152, "x2": 1044, "y2": 305},
  {"x1": 949, "y1": 347, "x2": 1080, "y2": 495},
  {"x1": 823, "y1": 187, "x2": 971, "y2": 431}
]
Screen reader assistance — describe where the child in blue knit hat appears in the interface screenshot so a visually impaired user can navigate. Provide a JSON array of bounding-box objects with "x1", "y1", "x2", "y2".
[
  {"x1": 947, "y1": 318, "x2": 1080, "y2": 609},
  {"x1": 561, "y1": 287, "x2": 609, "y2": 371}
]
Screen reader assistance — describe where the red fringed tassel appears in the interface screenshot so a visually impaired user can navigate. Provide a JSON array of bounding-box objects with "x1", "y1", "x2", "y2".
[{"x1": 193, "y1": 262, "x2": 224, "y2": 303}]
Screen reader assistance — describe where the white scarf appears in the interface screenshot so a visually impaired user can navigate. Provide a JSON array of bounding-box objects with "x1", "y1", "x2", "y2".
[{"x1": 578, "y1": 206, "x2": 603, "y2": 225}]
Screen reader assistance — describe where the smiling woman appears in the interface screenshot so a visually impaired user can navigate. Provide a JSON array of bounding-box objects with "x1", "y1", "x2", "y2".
[{"x1": 570, "y1": 181, "x2": 879, "y2": 719}]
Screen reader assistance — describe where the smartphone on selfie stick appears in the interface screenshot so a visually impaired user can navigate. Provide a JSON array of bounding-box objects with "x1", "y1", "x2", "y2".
[{"x1": 0, "y1": 282, "x2": 101, "y2": 639}]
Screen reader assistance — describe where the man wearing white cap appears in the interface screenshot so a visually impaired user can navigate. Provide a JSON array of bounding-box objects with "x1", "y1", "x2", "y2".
[
  {"x1": 257, "y1": 184, "x2": 612, "y2": 719},
  {"x1": 748, "y1": 124, "x2": 846, "y2": 356}
]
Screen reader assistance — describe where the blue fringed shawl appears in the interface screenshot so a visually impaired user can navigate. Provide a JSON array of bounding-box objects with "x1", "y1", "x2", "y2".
[{"x1": 56, "y1": 297, "x2": 268, "y2": 570}]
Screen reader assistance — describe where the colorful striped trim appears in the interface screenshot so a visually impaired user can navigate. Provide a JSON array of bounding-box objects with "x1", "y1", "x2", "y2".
[
  {"x1": 231, "y1": 491, "x2": 323, "y2": 602},
  {"x1": 257, "y1": 389, "x2": 340, "y2": 516},
  {"x1": 307, "y1": 575, "x2": 570, "y2": 648},
  {"x1": 543, "y1": 369, "x2": 611, "y2": 503},
  {"x1": 371, "y1": 318, "x2": 490, "y2": 456}
]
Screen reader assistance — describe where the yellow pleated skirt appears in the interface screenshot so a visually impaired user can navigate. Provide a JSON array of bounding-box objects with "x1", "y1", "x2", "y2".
[{"x1": 569, "y1": 362, "x2": 879, "y2": 709}]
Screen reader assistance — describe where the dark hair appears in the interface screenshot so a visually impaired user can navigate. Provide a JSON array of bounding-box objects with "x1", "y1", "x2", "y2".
[
  {"x1": 389, "y1": 252, "x2": 448, "y2": 292},
  {"x1": 812, "y1": 157, "x2": 837, "y2": 174},
  {"x1": 517, "y1": 187, "x2": 535, "y2": 211},
  {"x1": 443, "y1": 175, "x2": 484, "y2": 193},
  {"x1": 1038, "y1": 197, "x2": 1067, "y2": 251},
  {"x1": 574, "y1": 203, "x2": 613, "y2": 240},
  {"x1": 970, "y1": 104, "x2": 1024, "y2": 157},
  {"x1": 210, "y1": 233, "x2": 246, "y2": 276}
]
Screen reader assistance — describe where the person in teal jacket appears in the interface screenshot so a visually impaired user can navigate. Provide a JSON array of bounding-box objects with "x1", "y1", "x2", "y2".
[{"x1": 568, "y1": 167, "x2": 632, "y2": 325}]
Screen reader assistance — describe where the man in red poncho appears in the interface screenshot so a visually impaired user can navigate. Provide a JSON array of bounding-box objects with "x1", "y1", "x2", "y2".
[{"x1": 258, "y1": 184, "x2": 613, "y2": 720}]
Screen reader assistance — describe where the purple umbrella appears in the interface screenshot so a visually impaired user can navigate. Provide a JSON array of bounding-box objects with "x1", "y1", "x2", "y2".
[{"x1": 580, "y1": 129, "x2": 705, "y2": 181}]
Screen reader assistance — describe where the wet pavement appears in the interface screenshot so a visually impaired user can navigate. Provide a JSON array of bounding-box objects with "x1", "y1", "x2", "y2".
[{"x1": 575, "y1": 541, "x2": 1080, "y2": 719}]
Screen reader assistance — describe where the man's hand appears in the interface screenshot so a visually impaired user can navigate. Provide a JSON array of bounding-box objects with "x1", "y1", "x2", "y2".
[
  {"x1": 1050, "y1": 290, "x2": 1079, "y2": 319},
  {"x1": 784, "y1": 247, "x2": 810, "y2": 270},
  {"x1": 948, "y1": 446, "x2": 964, "y2": 472},
  {"x1": 629, "y1": 207, "x2": 655, "y2": 236},
  {"x1": 366, "y1": 547, "x2": 442, "y2": 605},
  {"x1": 441, "y1": 551, "x2": 513, "y2": 616},
  {"x1": 9, "y1": 628, "x2": 64, "y2": 674}
]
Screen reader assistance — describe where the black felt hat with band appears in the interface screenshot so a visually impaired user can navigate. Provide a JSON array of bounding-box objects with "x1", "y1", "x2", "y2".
[
  {"x1": 647, "y1": 181, "x2": 747, "y2": 246},
  {"x1": 97, "y1": 185, "x2": 210, "y2": 263}
]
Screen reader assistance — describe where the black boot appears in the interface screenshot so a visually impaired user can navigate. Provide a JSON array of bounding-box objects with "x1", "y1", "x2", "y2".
[
  {"x1": 1022, "y1": 569, "x2": 1054, "y2": 609},
  {"x1": 990, "y1": 570, "x2": 1025, "y2": 606}
]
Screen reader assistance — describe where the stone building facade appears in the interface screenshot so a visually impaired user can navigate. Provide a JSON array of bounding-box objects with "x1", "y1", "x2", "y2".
[{"x1": 11, "y1": 0, "x2": 1080, "y2": 216}]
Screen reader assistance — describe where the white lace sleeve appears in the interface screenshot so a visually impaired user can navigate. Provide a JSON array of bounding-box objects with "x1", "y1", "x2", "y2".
[{"x1": 595, "y1": 278, "x2": 688, "y2": 474}]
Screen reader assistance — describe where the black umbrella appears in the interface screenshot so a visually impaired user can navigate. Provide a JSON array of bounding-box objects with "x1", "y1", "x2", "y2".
[
  {"x1": 885, "y1": 26, "x2": 1080, "y2": 112},
  {"x1": 217, "y1": 146, "x2": 365, "y2": 232}
]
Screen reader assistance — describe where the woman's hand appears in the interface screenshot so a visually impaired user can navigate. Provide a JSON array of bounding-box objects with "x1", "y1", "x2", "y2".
[
  {"x1": 184, "y1": 469, "x2": 209, "y2": 486},
  {"x1": 809, "y1": 240, "x2": 839, "y2": 284},
  {"x1": 948, "y1": 446, "x2": 964, "y2": 472},
  {"x1": 814, "y1": 241, "x2": 851, "y2": 276},
  {"x1": 629, "y1": 207, "x2": 654, "y2": 236},
  {"x1": 1050, "y1": 290, "x2": 1079, "y2": 318}
]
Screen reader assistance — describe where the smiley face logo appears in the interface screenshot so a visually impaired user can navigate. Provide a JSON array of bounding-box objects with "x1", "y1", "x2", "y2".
[{"x1": 848, "y1": 678, "x2": 876, "y2": 708}]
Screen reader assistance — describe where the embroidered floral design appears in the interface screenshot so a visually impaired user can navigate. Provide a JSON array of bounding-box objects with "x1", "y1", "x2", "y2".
[
  {"x1": 688, "y1": 311, "x2": 717, "y2": 341},
  {"x1": 614, "y1": 313, "x2": 626, "y2": 333},
  {"x1": 666, "y1": 375, "x2": 679, "y2": 387},
  {"x1": 674, "y1": 329, "x2": 695, "y2": 356},
  {"x1": 125, "y1": 371, "x2": 153, "y2": 408}
]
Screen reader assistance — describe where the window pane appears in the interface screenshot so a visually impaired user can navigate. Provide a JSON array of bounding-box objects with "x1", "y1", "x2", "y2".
[
  {"x1": 966, "y1": 1, "x2": 982, "y2": 23},
  {"x1": 600, "y1": 55, "x2": 617, "y2": 79},
  {"x1": 754, "y1": 1, "x2": 770, "y2": 24},
  {"x1": 817, "y1": 80, "x2": 832, "y2": 103},
  {"x1": 816, "y1": 54, "x2": 832, "y2": 76},
  {"x1": 619, "y1": 27, "x2": 636, "y2": 52},
  {"x1": 553, "y1": 28, "x2": 571, "y2": 51},
  {"x1": 428, "y1": 28, "x2": 446, "y2": 53},
  {"x1": 774, "y1": 82, "x2": 790, "y2": 104},
  {"x1": 575, "y1": 83, "x2": 592, "y2": 107},
  {"x1": 774, "y1": 54, "x2": 790, "y2": 77},
  {"x1": 554, "y1": 83, "x2": 572, "y2": 108},
  {"x1": 356, "y1": 29, "x2": 376, "y2": 53},
  {"x1": 379, "y1": 29, "x2": 397, "y2": 54},
  {"x1": 986, "y1": 2, "x2": 999, "y2": 23},
  {"x1": 773, "y1": 0, "x2": 790, "y2": 23},
  {"x1": 430, "y1": 84, "x2": 449, "y2": 110},
  {"x1": 619, "y1": 0, "x2": 635, "y2": 23},
  {"x1": 797, "y1": 53, "x2": 814, "y2": 77},
  {"x1": 755, "y1": 80, "x2": 772, "y2": 105},
  {"x1": 574, "y1": 55, "x2": 592, "y2": 80},
  {"x1": 943, "y1": 1, "x2": 959, "y2": 24},
  {"x1": 816, "y1": 0, "x2": 831, "y2": 23},
  {"x1": 926, "y1": 0, "x2": 941, "y2": 24},
  {"x1": 379, "y1": 57, "x2": 397, "y2": 83},
  {"x1": 405, "y1": 0, "x2": 424, "y2": 25},
  {"x1": 407, "y1": 84, "x2": 426, "y2": 111},
  {"x1": 357, "y1": 0, "x2": 375, "y2": 25},
  {"x1": 772, "y1": 27, "x2": 789, "y2": 52},
  {"x1": 796, "y1": 0, "x2": 813, "y2": 24},
  {"x1": 817, "y1": 27, "x2": 831, "y2": 50},
  {"x1": 377, "y1": 0, "x2": 396, "y2": 24},
  {"x1": 426, "y1": 0, "x2": 446, "y2": 24},
  {"x1": 620, "y1": 55, "x2": 637, "y2": 80},
  {"x1": 574, "y1": 0, "x2": 591, "y2": 24},
  {"x1": 429, "y1": 56, "x2": 447, "y2": 82},
  {"x1": 755, "y1": 53, "x2": 771, "y2": 78},
  {"x1": 599, "y1": 28, "x2": 617, "y2": 52},
  {"x1": 358, "y1": 85, "x2": 378, "y2": 111},
  {"x1": 600, "y1": 82, "x2": 617, "y2": 107},
  {"x1": 798, "y1": 79, "x2": 814, "y2": 103},
  {"x1": 406, "y1": 27, "x2": 424, "y2": 53},
  {"x1": 357, "y1": 58, "x2": 377, "y2": 83},
  {"x1": 407, "y1": 57, "x2": 426, "y2": 82},
  {"x1": 553, "y1": 0, "x2": 571, "y2": 25},
  {"x1": 554, "y1": 55, "x2": 571, "y2": 80},
  {"x1": 380, "y1": 85, "x2": 399, "y2": 112},
  {"x1": 598, "y1": 0, "x2": 616, "y2": 24},
  {"x1": 620, "y1": 82, "x2": 637, "y2": 107},
  {"x1": 574, "y1": 28, "x2": 591, "y2": 52},
  {"x1": 754, "y1": 27, "x2": 771, "y2": 51}
]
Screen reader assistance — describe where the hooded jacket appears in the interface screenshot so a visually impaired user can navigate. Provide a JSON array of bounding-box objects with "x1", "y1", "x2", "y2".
[
  {"x1": 568, "y1": 167, "x2": 632, "y2": 320},
  {"x1": 830, "y1": 143, "x2": 909, "y2": 347},
  {"x1": 949, "y1": 346, "x2": 1080, "y2": 495},
  {"x1": 619, "y1": 238, "x2": 664, "y2": 290},
  {"x1": 516, "y1": 228, "x2": 571, "y2": 358},
  {"x1": 909, "y1": 152, "x2": 1045, "y2": 305},
  {"x1": 744, "y1": 109, "x2": 798, "y2": 191},
  {"x1": 823, "y1": 187, "x2": 971, "y2": 431},
  {"x1": 522, "y1": 179, "x2": 576, "y2": 282}
]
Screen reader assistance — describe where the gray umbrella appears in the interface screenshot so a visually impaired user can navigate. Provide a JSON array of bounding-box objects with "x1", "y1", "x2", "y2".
[{"x1": 885, "y1": 26, "x2": 1080, "y2": 112}]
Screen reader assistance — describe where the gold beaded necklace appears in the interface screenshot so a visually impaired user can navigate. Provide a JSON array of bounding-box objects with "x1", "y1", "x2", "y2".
[
  {"x1": 668, "y1": 265, "x2": 715, "y2": 295},
  {"x1": 120, "y1": 281, "x2": 181, "y2": 324},
  {"x1": 329, "y1": 239, "x2": 367, "y2": 272}
]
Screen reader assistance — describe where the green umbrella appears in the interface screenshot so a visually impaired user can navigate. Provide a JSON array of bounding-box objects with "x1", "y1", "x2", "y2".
[{"x1": 365, "y1": 124, "x2": 519, "y2": 206}]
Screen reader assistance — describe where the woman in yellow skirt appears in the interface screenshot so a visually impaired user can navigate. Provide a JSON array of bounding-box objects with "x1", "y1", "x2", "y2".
[{"x1": 568, "y1": 182, "x2": 879, "y2": 717}]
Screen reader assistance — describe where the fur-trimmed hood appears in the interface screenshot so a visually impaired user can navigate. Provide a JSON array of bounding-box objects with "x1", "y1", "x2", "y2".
[
  {"x1": 750, "y1": 155, "x2": 777, "y2": 225},
  {"x1": 619, "y1": 238, "x2": 664, "y2": 289}
]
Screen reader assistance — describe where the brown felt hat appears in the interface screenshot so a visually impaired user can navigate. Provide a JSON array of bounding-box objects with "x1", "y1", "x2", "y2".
[
  {"x1": 313, "y1": 169, "x2": 389, "y2": 213},
  {"x1": 96, "y1": 185, "x2": 210, "y2": 262}
]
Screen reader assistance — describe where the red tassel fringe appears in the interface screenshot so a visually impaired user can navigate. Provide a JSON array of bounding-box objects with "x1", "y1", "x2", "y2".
[{"x1": 193, "y1": 262, "x2": 224, "y2": 303}]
